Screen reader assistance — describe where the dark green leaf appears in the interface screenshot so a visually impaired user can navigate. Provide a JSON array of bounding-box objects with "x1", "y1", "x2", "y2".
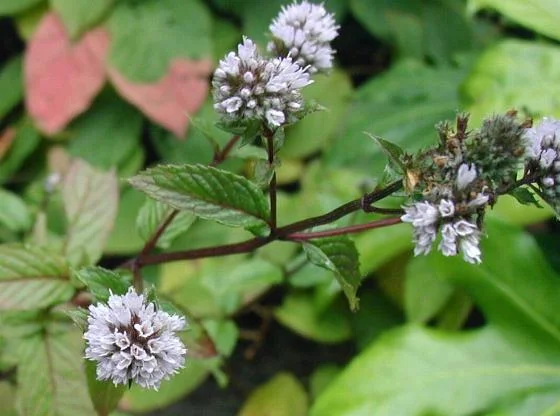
[
  {"x1": 129, "y1": 164, "x2": 270, "y2": 230},
  {"x1": 0, "y1": 188, "x2": 31, "y2": 232},
  {"x1": 105, "y1": 187, "x2": 146, "y2": 255},
  {"x1": 0, "y1": 120, "x2": 40, "y2": 184},
  {"x1": 63, "y1": 159, "x2": 119, "y2": 267},
  {"x1": 0, "y1": 55, "x2": 22, "y2": 120},
  {"x1": 51, "y1": 0, "x2": 116, "y2": 38},
  {"x1": 303, "y1": 236, "x2": 361, "y2": 311},
  {"x1": 85, "y1": 359, "x2": 126, "y2": 416},
  {"x1": 68, "y1": 89, "x2": 142, "y2": 172},
  {"x1": 72, "y1": 266, "x2": 130, "y2": 302},
  {"x1": 0, "y1": 0, "x2": 42, "y2": 15},
  {"x1": 136, "y1": 199, "x2": 196, "y2": 249},
  {"x1": 108, "y1": 0, "x2": 212, "y2": 82},
  {"x1": 509, "y1": 187, "x2": 543, "y2": 208},
  {"x1": 16, "y1": 327, "x2": 95, "y2": 415},
  {"x1": 0, "y1": 245, "x2": 74, "y2": 310},
  {"x1": 365, "y1": 133, "x2": 406, "y2": 174}
]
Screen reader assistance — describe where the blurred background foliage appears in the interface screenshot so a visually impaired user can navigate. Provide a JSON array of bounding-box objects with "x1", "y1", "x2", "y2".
[{"x1": 1, "y1": 0, "x2": 560, "y2": 415}]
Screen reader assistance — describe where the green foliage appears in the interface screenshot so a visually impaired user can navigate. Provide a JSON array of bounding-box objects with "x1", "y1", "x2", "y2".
[
  {"x1": 0, "y1": 55, "x2": 22, "y2": 120},
  {"x1": 108, "y1": 0, "x2": 212, "y2": 82},
  {"x1": 72, "y1": 267, "x2": 130, "y2": 303},
  {"x1": 0, "y1": 120, "x2": 40, "y2": 184},
  {"x1": 0, "y1": 189, "x2": 31, "y2": 233},
  {"x1": 303, "y1": 236, "x2": 362, "y2": 311},
  {"x1": 0, "y1": 0, "x2": 42, "y2": 16},
  {"x1": 85, "y1": 360, "x2": 126, "y2": 416},
  {"x1": 129, "y1": 164, "x2": 270, "y2": 231},
  {"x1": 51, "y1": 0, "x2": 116, "y2": 38}
]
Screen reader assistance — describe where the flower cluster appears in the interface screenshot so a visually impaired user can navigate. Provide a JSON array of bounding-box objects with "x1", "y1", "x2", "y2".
[
  {"x1": 267, "y1": 1, "x2": 339, "y2": 73},
  {"x1": 401, "y1": 162, "x2": 487, "y2": 264},
  {"x1": 212, "y1": 37, "x2": 312, "y2": 128},
  {"x1": 524, "y1": 117, "x2": 560, "y2": 211},
  {"x1": 84, "y1": 288, "x2": 187, "y2": 390}
]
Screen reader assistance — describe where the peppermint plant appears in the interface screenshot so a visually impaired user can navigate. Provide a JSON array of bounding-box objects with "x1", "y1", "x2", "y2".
[{"x1": 1, "y1": 1, "x2": 560, "y2": 415}]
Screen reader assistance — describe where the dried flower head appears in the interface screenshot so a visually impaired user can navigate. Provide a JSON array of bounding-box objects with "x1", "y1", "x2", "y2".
[
  {"x1": 268, "y1": 1, "x2": 339, "y2": 73},
  {"x1": 84, "y1": 288, "x2": 187, "y2": 390},
  {"x1": 212, "y1": 37, "x2": 312, "y2": 128}
]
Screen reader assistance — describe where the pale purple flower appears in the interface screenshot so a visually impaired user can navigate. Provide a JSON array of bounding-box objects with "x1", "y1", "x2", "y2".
[
  {"x1": 213, "y1": 37, "x2": 312, "y2": 128},
  {"x1": 84, "y1": 288, "x2": 187, "y2": 390},
  {"x1": 459, "y1": 233, "x2": 482, "y2": 264},
  {"x1": 438, "y1": 199, "x2": 455, "y2": 217},
  {"x1": 438, "y1": 223, "x2": 457, "y2": 256},
  {"x1": 401, "y1": 201, "x2": 439, "y2": 228},
  {"x1": 456, "y1": 163, "x2": 477, "y2": 190},
  {"x1": 268, "y1": 1, "x2": 339, "y2": 73}
]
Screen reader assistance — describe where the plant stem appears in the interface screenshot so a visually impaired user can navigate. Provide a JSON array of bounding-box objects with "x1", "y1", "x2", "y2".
[
  {"x1": 264, "y1": 130, "x2": 277, "y2": 231},
  {"x1": 212, "y1": 135, "x2": 240, "y2": 165},
  {"x1": 134, "y1": 179, "x2": 403, "y2": 267},
  {"x1": 286, "y1": 217, "x2": 402, "y2": 241}
]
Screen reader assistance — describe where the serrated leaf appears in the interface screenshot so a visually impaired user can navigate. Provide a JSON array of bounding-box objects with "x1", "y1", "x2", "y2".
[
  {"x1": 51, "y1": 0, "x2": 116, "y2": 39},
  {"x1": 63, "y1": 159, "x2": 119, "y2": 267},
  {"x1": 303, "y1": 236, "x2": 361, "y2": 311},
  {"x1": 108, "y1": 0, "x2": 212, "y2": 82},
  {"x1": 0, "y1": 188, "x2": 32, "y2": 232},
  {"x1": 509, "y1": 187, "x2": 543, "y2": 208},
  {"x1": 136, "y1": 199, "x2": 196, "y2": 249},
  {"x1": 16, "y1": 327, "x2": 95, "y2": 416},
  {"x1": 72, "y1": 266, "x2": 131, "y2": 303},
  {"x1": 0, "y1": 245, "x2": 74, "y2": 310},
  {"x1": 129, "y1": 164, "x2": 270, "y2": 230},
  {"x1": 85, "y1": 359, "x2": 126, "y2": 416},
  {"x1": 365, "y1": 133, "x2": 406, "y2": 174}
]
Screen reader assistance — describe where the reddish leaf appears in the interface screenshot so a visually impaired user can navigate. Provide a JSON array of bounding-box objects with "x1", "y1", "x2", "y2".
[
  {"x1": 24, "y1": 13, "x2": 109, "y2": 135},
  {"x1": 0, "y1": 128, "x2": 16, "y2": 159},
  {"x1": 109, "y1": 58, "x2": 212, "y2": 138}
]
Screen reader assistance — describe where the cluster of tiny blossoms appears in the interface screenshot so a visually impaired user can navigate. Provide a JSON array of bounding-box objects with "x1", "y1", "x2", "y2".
[
  {"x1": 84, "y1": 288, "x2": 186, "y2": 390},
  {"x1": 268, "y1": 0, "x2": 339, "y2": 74},
  {"x1": 524, "y1": 117, "x2": 560, "y2": 211},
  {"x1": 212, "y1": 1, "x2": 338, "y2": 129}
]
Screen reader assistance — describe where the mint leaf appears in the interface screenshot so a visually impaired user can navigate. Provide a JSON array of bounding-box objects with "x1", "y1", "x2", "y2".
[
  {"x1": 303, "y1": 236, "x2": 361, "y2": 311},
  {"x1": 72, "y1": 266, "x2": 131, "y2": 303},
  {"x1": 129, "y1": 164, "x2": 270, "y2": 230},
  {"x1": 85, "y1": 360, "x2": 126, "y2": 416}
]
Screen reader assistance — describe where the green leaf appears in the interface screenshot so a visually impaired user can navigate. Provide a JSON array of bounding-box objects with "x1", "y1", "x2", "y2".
[
  {"x1": 274, "y1": 292, "x2": 352, "y2": 344},
  {"x1": 72, "y1": 266, "x2": 131, "y2": 303},
  {"x1": 202, "y1": 319, "x2": 239, "y2": 357},
  {"x1": 85, "y1": 359, "x2": 126, "y2": 416},
  {"x1": 0, "y1": 120, "x2": 41, "y2": 184},
  {"x1": 463, "y1": 40, "x2": 560, "y2": 123},
  {"x1": 303, "y1": 236, "x2": 361, "y2": 311},
  {"x1": 0, "y1": 188, "x2": 32, "y2": 232},
  {"x1": 281, "y1": 70, "x2": 353, "y2": 159},
  {"x1": 63, "y1": 159, "x2": 119, "y2": 267},
  {"x1": 468, "y1": 0, "x2": 560, "y2": 41},
  {"x1": 0, "y1": 0, "x2": 42, "y2": 15},
  {"x1": 509, "y1": 187, "x2": 543, "y2": 208},
  {"x1": 312, "y1": 220, "x2": 560, "y2": 415},
  {"x1": 108, "y1": 0, "x2": 212, "y2": 82},
  {"x1": 136, "y1": 199, "x2": 196, "y2": 250},
  {"x1": 325, "y1": 59, "x2": 468, "y2": 175},
  {"x1": 0, "y1": 55, "x2": 22, "y2": 120},
  {"x1": 105, "y1": 187, "x2": 146, "y2": 254},
  {"x1": 350, "y1": 0, "x2": 473, "y2": 63},
  {"x1": 0, "y1": 245, "x2": 74, "y2": 310},
  {"x1": 128, "y1": 164, "x2": 270, "y2": 230},
  {"x1": 51, "y1": 0, "x2": 116, "y2": 38},
  {"x1": 240, "y1": 373, "x2": 308, "y2": 416},
  {"x1": 68, "y1": 89, "x2": 142, "y2": 172},
  {"x1": 16, "y1": 327, "x2": 95, "y2": 416},
  {"x1": 66, "y1": 307, "x2": 88, "y2": 331},
  {"x1": 366, "y1": 133, "x2": 406, "y2": 174}
]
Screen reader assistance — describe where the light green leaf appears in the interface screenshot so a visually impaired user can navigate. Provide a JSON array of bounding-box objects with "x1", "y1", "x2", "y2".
[
  {"x1": 16, "y1": 327, "x2": 95, "y2": 416},
  {"x1": 0, "y1": 120, "x2": 41, "y2": 184},
  {"x1": 85, "y1": 360, "x2": 126, "y2": 416},
  {"x1": 68, "y1": 89, "x2": 142, "y2": 172},
  {"x1": 0, "y1": 245, "x2": 74, "y2": 310},
  {"x1": 202, "y1": 319, "x2": 239, "y2": 357},
  {"x1": 51, "y1": 0, "x2": 116, "y2": 38},
  {"x1": 63, "y1": 159, "x2": 119, "y2": 267},
  {"x1": 0, "y1": 55, "x2": 22, "y2": 120},
  {"x1": 0, "y1": 188, "x2": 32, "y2": 232},
  {"x1": 108, "y1": 0, "x2": 212, "y2": 82},
  {"x1": 105, "y1": 187, "x2": 146, "y2": 254},
  {"x1": 468, "y1": 0, "x2": 560, "y2": 41},
  {"x1": 303, "y1": 236, "x2": 361, "y2": 311},
  {"x1": 312, "y1": 220, "x2": 560, "y2": 415},
  {"x1": 240, "y1": 373, "x2": 308, "y2": 416},
  {"x1": 463, "y1": 40, "x2": 560, "y2": 123},
  {"x1": 129, "y1": 164, "x2": 270, "y2": 230},
  {"x1": 274, "y1": 292, "x2": 352, "y2": 344},
  {"x1": 325, "y1": 59, "x2": 468, "y2": 175},
  {"x1": 0, "y1": 0, "x2": 43, "y2": 15},
  {"x1": 72, "y1": 266, "x2": 131, "y2": 303},
  {"x1": 136, "y1": 199, "x2": 196, "y2": 249}
]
